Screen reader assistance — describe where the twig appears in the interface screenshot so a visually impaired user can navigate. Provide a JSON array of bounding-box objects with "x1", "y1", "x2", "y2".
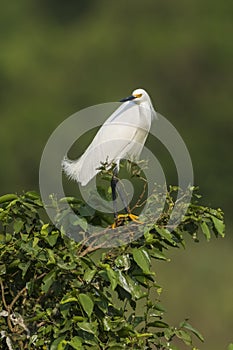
[
  {"x1": 9, "y1": 286, "x2": 27, "y2": 311},
  {"x1": 0, "y1": 278, "x2": 8, "y2": 310},
  {"x1": 0, "y1": 279, "x2": 14, "y2": 332},
  {"x1": 1, "y1": 272, "x2": 46, "y2": 336},
  {"x1": 131, "y1": 178, "x2": 147, "y2": 212},
  {"x1": 34, "y1": 272, "x2": 47, "y2": 281}
]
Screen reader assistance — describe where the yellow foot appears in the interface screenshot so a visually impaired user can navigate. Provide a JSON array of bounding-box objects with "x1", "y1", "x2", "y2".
[
  {"x1": 128, "y1": 213, "x2": 143, "y2": 224},
  {"x1": 111, "y1": 213, "x2": 143, "y2": 228},
  {"x1": 111, "y1": 222, "x2": 117, "y2": 229}
]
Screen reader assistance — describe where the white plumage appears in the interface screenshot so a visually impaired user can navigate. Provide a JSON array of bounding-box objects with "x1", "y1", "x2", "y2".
[{"x1": 62, "y1": 88, "x2": 156, "y2": 186}]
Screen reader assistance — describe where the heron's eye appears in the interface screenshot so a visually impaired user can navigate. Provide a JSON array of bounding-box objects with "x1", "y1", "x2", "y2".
[{"x1": 134, "y1": 93, "x2": 142, "y2": 98}]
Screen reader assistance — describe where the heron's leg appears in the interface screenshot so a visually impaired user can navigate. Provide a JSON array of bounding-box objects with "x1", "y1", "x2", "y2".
[
  {"x1": 116, "y1": 180, "x2": 142, "y2": 224},
  {"x1": 116, "y1": 181, "x2": 130, "y2": 214},
  {"x1": 111, "y1": 166, "x2": 130, "y2": 215},
  {"x1": 111, "y1": 167, "x2": 118, "y2": 219},
  {"x1": 111, "y1": 167, "x2": 142, "y2": 228}
]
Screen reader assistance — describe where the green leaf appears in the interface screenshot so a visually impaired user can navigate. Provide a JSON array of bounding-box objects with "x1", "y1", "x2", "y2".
[
  {"x1": 103, "y1": 316, "x2": 128, "y2": 333},
  {"x1": 147, "y1": 320, "x2": 169, "y2": 328},
  {"x1": 8, "y1": 259, "x2": 20, "y2": 269},
  {"x1": 18, "y1": 261, "x2": 30, "y2": 278},
  {"x1": 5, "y1": 233, "x2": 12, "y2": 242},
  {"x1": 32, "y1": 237, "x2": 40, "y2": 248},
  {"x1": 133, "y1": 247, "x2": 151, "y2": 274},
  {"x1": 128, "y1": 315, "x2": 144, "y2": 328},
  {"x1": 200, "y1": 221, "x2": 211, "y2": 241},
  {"x1": 176, "y1": 329, "x2": 192, "y2": 346},
  {"x1": 115, "y1": 254, "x2": 131, "y2": 270},
  {"x1": 58, "y1": 340, "x2": 68, "y2": 350},
  {"x1": 228, "y1": 344, "x2": 233, "y2": 350},
  {"x1": 13, "y1": 219, "x2": 24, "y2": 233},
  {"x1": 25, "y1": 191, "x2": 43, "y2": 206},
  {"x1": 41, "y1": 223, "x2": 50, "y2": 236},
  {"x1": 155, "y1": 226, "x2": 175, "y2": 244},
  {"x1": 149, "y1": 247, "x2": 168, "y2": 261},
  {"x1": 0, "y1": 234, "x2": 6, "y2": 243},
  {"x1": 181, "y1": 321, "x2": 204, "y2": 342},
  {"x1": 46, "y1": 248, "x2": 56, "y2": 265},
  {"x1": 50, "y1": 336, "x2": 67, "y2": 350},
  {"x1": 45, "y1": 232, "x2": 59, "y2": 247},
  {"x1": 69, "y1": 336, "x2": 83, "y2": 349},
  {"x1": 79, "y1": 293, "x2": 94, "y2": 318},
  {"x1": 95, "y1": 297, "x2": 108, "y2": 313},
  {"x1": 77, "y1": 321, "x2": 97, "y2": 335},
  {"x1": 83, "y1": 268, "x2": 97, "y2": 283},
  {"x1": 72, "y1": 316, "x2": 85, "y2": 322},
  {"x1": 106, "y1": 267, "x2": 118, "y2": 290},
  {"x1": 25, "y1": 191, "x2": 40, "y2": 199},
  {"x1": 60, "y1": 296, "x2": 78, "y2": 304},
  {"x1": 118, "y1": 271, "x2": 146, "y2": 299},
  {"x1": 57, "y1": 260, "x2": 77, "y2": 270},
  {"x1": 211, "y1": 216, "x2": 225, "y2": 237},
  {"x1": 144, "y1": 231, "x2": 155, "y2": 244},
  {"x1": 79, "y1": 205, "x2": 95, "y2": 217},
  {"x1": 41, "y1": 270, "x2": 56, "y2": 293},
  {"x1": 71, "y1": 216, "x2": 88, "y2": 231},
  {"x1": 0, "y1": 264, "x2": 6, "y2": 275},
  {"x1": 0, "y1": 194, "x2": 18, "y2": 204},
  {"x1": 107, "y1": 342, "x2": 126, "y2": 349}
]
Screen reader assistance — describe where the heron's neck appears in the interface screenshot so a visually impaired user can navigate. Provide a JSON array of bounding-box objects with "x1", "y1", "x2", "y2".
[{"x1": 139, "y1": 100, "x2": 157, "y2": 120}]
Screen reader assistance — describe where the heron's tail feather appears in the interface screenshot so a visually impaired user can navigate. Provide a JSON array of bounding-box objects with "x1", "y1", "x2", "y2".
[{"x1": 62, "y1": 157, "x2": 83, "y2": 183}]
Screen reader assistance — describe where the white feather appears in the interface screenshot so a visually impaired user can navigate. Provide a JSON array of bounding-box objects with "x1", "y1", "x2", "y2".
[{"x1": 62, "y1": 88, "x2": 155, "y2": 186}]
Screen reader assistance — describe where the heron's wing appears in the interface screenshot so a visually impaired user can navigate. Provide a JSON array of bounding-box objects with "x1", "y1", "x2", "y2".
[{"x1": 63, "y1": 102, "x2": 151, "y2": 186}]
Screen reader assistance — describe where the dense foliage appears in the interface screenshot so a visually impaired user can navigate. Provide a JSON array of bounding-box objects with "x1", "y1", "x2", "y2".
[
  {"x1": 0, "y1": 1, "x2": 232, "y2": 218},
  {"x1": 0, "y1": 189, "x2": 224, "y2": 349}
]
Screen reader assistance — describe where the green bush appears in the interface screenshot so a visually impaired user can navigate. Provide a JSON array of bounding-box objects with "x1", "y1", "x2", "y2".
[{"x1": 0, "y1": 189, "x2": 224, "y2": 349}]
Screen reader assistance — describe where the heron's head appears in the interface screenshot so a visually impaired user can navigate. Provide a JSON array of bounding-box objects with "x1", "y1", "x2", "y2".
[
  {"x1": 120, "y1": 88, "x2": 150, "y2": 104},
  {"x1": 120, "y1": 88, "x2": 157, "y2": 119}
]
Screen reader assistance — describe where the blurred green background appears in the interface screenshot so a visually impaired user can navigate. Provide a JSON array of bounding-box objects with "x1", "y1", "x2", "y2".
[{"x1": 0, "y1": 1, "x2": 232, "y2": 349}]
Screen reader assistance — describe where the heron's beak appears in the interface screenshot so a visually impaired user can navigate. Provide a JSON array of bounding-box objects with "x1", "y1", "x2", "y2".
[{"x1": 120, "y1": 95, "x2": 136, "y2": 102}]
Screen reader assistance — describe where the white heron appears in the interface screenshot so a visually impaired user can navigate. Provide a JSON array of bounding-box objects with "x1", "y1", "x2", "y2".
[{"x1": 62, "y1": 88, "x2": 157, "y2": 226}]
